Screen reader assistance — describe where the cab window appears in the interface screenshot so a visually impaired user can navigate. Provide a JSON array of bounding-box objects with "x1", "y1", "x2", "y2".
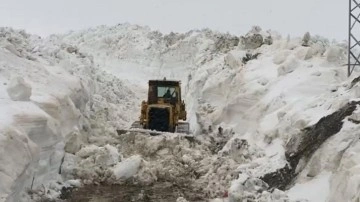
[{"x1": 157, "y1": 86, "x2": 176, "y2": 98}]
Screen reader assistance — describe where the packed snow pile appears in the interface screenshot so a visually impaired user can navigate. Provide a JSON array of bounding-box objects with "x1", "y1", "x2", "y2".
[
  {"x1": 1, "y1": 23, "x2": 360, "y2": 202},
  {"x1": 0, "y1": 27, "x2": 138, "y2": 201}
]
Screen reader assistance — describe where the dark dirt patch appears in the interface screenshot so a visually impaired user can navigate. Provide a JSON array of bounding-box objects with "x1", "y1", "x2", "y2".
[
  {"x1": 59, "y1": 186, "x2": 75, "y2": 200},
  {"x1": 348, "y1": 117, "x2": 360, "y2": 124},
  {"x1": 63, "y1": 182, "x2": 205, "y2": 202},
  {"x1": 261, "y1": 101, "x2": 360, "y2": 190},
  {"x1": 350, "y1": 76, "x2": 360, "y2": 88}
]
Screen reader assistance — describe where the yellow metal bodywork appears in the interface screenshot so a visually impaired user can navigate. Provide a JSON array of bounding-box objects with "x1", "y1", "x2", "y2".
[{"x1": 139, "y1": 79, "x2": 187, "y2": 132}]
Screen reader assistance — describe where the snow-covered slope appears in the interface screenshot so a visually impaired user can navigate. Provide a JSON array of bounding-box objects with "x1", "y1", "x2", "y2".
[{"x1": 1, "y1": 24, "x2": 360, "y2": 202}]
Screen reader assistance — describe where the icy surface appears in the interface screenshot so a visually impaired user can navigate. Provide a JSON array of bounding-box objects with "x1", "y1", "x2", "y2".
[{"x1": 0, "y1": 24, "x2": 359, "y2": 202}]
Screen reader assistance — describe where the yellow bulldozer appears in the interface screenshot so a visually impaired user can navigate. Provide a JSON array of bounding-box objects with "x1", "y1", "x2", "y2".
[{"x1": 119, "y1": 78, "x2": 190, "y2": 135}]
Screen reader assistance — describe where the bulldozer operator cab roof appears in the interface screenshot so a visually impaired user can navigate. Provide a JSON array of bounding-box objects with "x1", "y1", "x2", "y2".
[{"x1": 148, "y1": 80, "x2": 181, "y2": 104}]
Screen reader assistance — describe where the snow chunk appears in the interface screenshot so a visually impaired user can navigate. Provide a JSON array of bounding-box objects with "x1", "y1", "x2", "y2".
[
  {"x1": 176, "y1": 197, "x2": 189, "y2": 202},
  {"x1": 273, "y1": 50, "x2": 290, "y2": 65},
  {"x1": 104, "y1": 144, "x2": 121, "y2": 166},
  {"x1": 277, "y1": 56, "x2": 299, "y2": 76},
  {"x1": 6, "y1": 77, "x2": 32, "y2": 101},
  {"x1": 224, "y1": 52, "x2": 241, "y2": 68},
  {"x1": 325, "y1": 45, "x2": 345, "y2": 63},
  {"x1": 60, "y1": 153, "x2": 78, "y2": 180},
  {"x1": 64, "y1": 130, "x2": 84, "y2": 154},
  {"x1": 228, "y1": 174, "x2": 290, "y2": 202},
  {"x1": 65, "y1": 179, "x2": 82, "y2": 188},
  {"x1": 76, "y1": 144, "x2": 120, "y2": 166},
  {"x1": 311, "y1": 71, "x2": 321, "y2": 76},
  {"x1": 76, "y1": 145, "x2": 101, "y2": 158},
  {"x1": 112, "y1": 155, "x2": 142, "y2": 180}
]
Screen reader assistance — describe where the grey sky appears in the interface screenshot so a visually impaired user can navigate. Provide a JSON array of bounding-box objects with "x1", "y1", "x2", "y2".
[{"x1": 0, "y1": 0, "x2": 347, "y2": 41}]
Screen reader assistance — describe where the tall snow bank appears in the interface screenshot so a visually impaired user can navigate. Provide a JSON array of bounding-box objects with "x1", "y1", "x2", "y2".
[
  {"x1": 0, "y1": 126, "x2": 38, "y2": 201},
  {"x1": 0, "y1": 28, "x2": 93, "y2": 201},
  {"x1": 0, "y1": 27, "x2": 138, "y2": 201}
]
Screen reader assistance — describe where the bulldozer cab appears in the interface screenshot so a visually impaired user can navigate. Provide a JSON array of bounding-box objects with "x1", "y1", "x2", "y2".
[{"x1": 148, "y1": 80, "x2": 181, "y2": 105}]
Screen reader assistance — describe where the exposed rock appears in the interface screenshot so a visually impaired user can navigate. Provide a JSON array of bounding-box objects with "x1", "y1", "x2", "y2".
[
  {"x1": 242, "y1": 52, "x2": 261, "y2": 64},
  {"x1": 264, "y1": 35, "x2": 273, "y2": 45},
  {"x1": 229, "y1": 174, "x2": 290, "y2": 202},
  {"x1": 163, "y1": 32, "x2": 185, "y2": 47},
  {"x1": 302, "y1": 32, "x2": 311, "y2": 47},
  {"x1": 66, "y1": 46, "x2": 79, "y2": 54},
  {"x1": 240, "y1": 34, "x2": 264, "y2": 49},
  {"x1": 213, "y1": 34, "x2": 239, "y2": 53},
  {"x1": 350, "y1": 75, "x2": 360, "y2": 88}
]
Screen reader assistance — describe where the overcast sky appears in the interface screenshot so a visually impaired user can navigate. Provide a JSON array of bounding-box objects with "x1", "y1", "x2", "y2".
[{"x1": 0, "y1": 0, "x2": 347, "y2": 41}]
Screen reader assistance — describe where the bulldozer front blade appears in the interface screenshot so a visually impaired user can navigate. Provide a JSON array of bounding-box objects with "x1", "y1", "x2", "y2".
[
  {"x1": 116, "y1": 121, "x2": 143, "y2": 135},
  {"x1": 130, "y1": 121, "x2": 142, "y2": 129},
  {"x1": 116, "y1": 121, "x2": 167, "y2": 136},
  {"x1": 117, "y1": 127, "x2": 176, "y2": 136},
  {"x1": 117, "y1": 121, "x2": 192, "y2": 136}
]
